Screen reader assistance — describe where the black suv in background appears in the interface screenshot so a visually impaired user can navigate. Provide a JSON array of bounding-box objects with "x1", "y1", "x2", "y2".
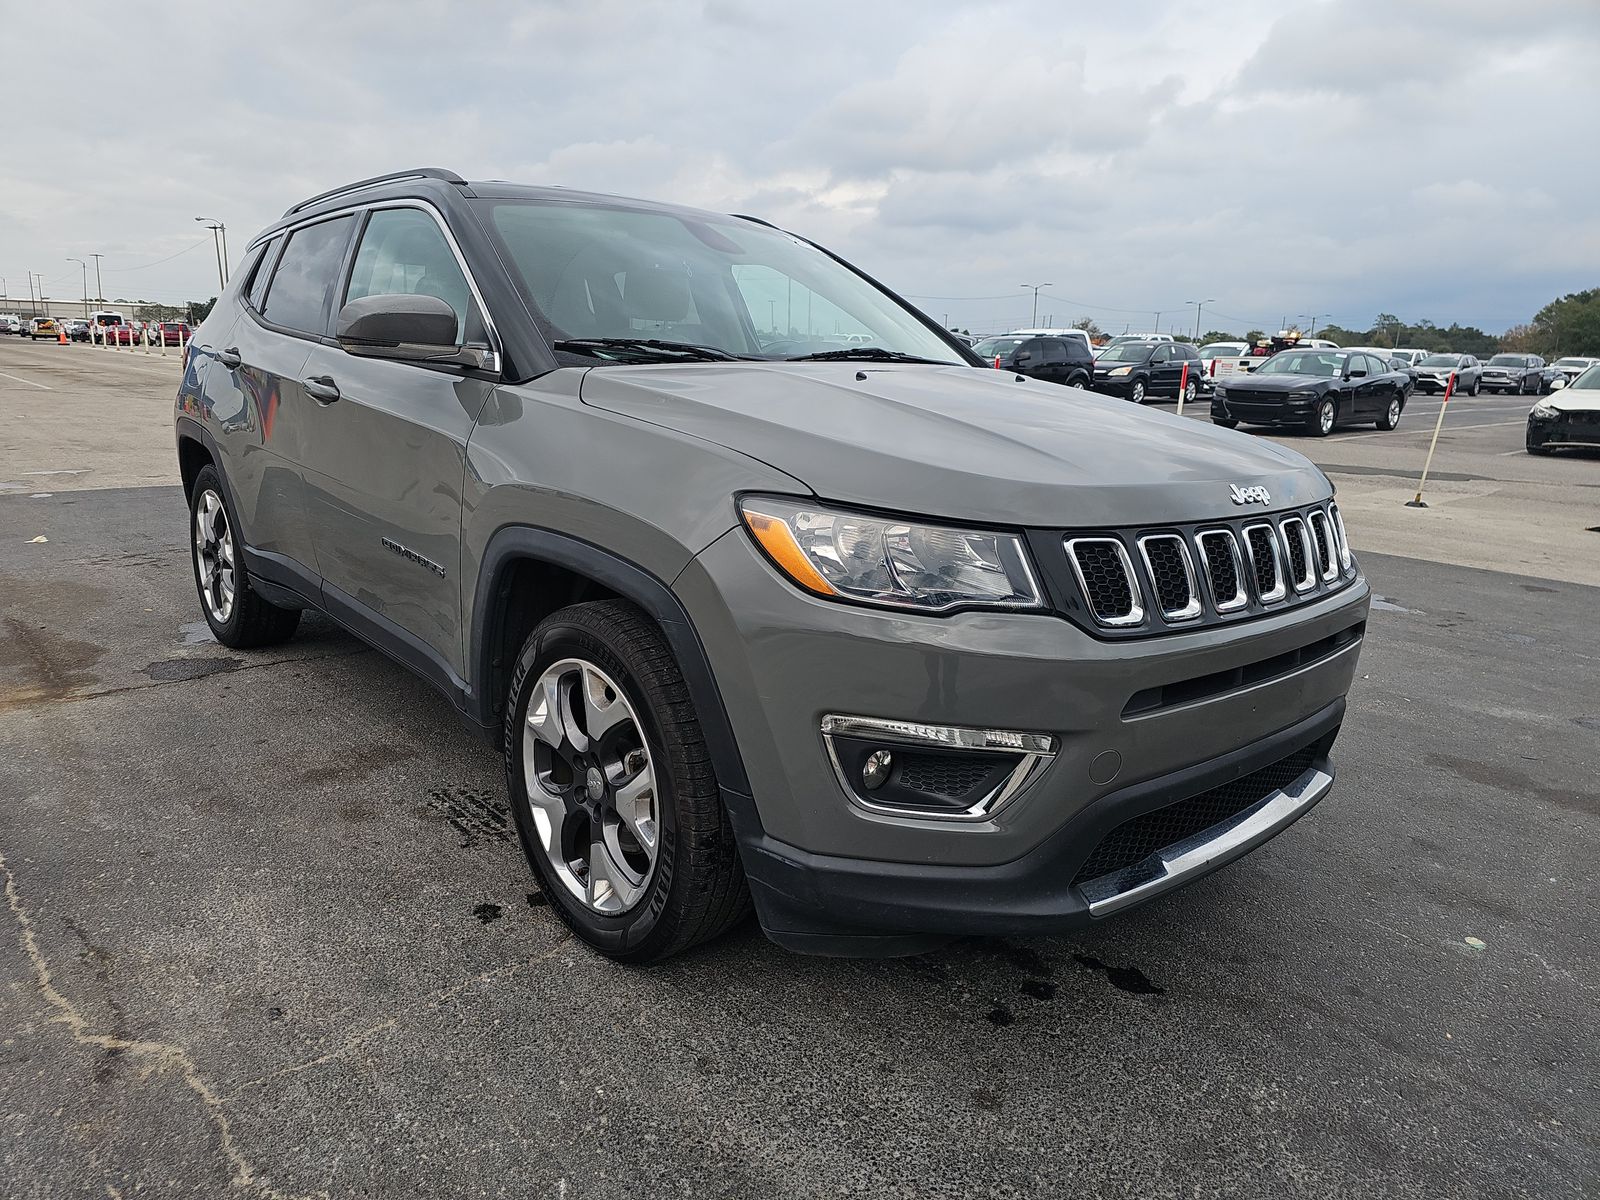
[
  {"x1": 970, "y1": 334, "x2": 1094, "y2": 389},
  {"x1": 1091, "y1": 340, "x2": 1202, "y2": 405}
]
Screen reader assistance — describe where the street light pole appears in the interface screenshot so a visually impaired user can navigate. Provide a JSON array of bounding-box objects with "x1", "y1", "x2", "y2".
[
  {"x1": 195, "y1": 217, "x2": 229, "y2": 287},
  {"x1": 1186, "y1": 299, "x2": 1215, "y2": 341},
  {"x1": 68, "y1": 258, "x2": 89, "y2": 318},
  {"x1": 89, "y1": 253, "x2": 104, "y2": 304},
  {"x1": 1020, "y1": 283, "x2": 1053, "y2": 328}
]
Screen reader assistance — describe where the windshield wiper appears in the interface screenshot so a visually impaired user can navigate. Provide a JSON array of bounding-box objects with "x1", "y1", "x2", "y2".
[
  {"x1": 554, "y1": 338, "x2": 748, "y2": 362},
  {"x1": 786, "y1": 347, "x2": 952, "y2": 365}
]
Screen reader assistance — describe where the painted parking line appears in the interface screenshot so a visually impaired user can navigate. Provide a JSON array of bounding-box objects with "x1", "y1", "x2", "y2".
[{"x1": 0, "y1": 369, "x2": 53, "y2": 390}]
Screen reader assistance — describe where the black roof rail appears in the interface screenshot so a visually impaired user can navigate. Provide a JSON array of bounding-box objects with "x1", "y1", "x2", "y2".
[
  {"x1": 283, "y1": 167, "x2": 468, "y2": 217},
  {"x1": 731, "y1": 213, "x2": 778, "y2": 228}
]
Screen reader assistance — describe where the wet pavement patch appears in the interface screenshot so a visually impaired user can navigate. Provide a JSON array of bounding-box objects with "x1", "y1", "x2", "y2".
[
  {"x1": 426, "y1": 787, "x2": 512, "y2": 847},
  {"x1": 1074, "y1": 953, "x2": 1165, "y2": 996},
  {"x1": 985, "y1": 1005, "x2": 1015, "y2": 1027},
  {"x1": 472, "y1": 902, "x2": 503, "y2": 924},
  {"x1": 1020, "y1": 979, "x2": 1057, "y2": 1001},
  {"x1": 142, "y1": 656, "x2": 240, "y2": 682},
  {"x1": 525, "y1": 891, "x2": 548, "y2": 907}
]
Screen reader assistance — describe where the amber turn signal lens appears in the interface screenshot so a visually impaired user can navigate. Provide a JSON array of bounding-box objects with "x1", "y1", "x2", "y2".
[{"x1": 741, "y1": 507, "x2": 839, "y2": 597}]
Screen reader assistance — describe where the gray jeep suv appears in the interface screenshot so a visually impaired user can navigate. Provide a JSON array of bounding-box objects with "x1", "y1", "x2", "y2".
[{"x1": 174, "y1": 168, "x2": 1370, "y2": 962}]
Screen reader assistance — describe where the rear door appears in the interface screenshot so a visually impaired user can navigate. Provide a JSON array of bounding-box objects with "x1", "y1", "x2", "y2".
[
  {"x1": 296, "y1": 203, "x2": 499, "y2": 681},
  {"x1": 205, "y1": 220, "x2": 355, "y2": 583}
]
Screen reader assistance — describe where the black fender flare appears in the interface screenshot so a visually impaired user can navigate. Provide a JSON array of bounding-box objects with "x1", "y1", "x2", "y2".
[{"x1": 470, "y1": 526, "x2": 754, "y2": 804}]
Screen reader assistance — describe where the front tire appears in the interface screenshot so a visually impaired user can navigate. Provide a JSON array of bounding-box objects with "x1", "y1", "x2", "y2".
[
  {"x1": 1309, "y1": 397, "x2": 1337, "y2": 437},
  {"x1": 188, "y1": 465, "x2": 300, "y2": 648},
  {"x1": 1129, "y1": 378, "x2": 1147, "y2": 404},
  {"x1": 504, "y1": 600, "x2": 749, "y2": 963},
  {"x1": 1212, "y1": 417, "x2": 1239, "y2": 429}
]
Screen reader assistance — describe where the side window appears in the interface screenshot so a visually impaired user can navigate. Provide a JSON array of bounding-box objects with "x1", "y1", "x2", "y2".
[
  {"x1": 262, "y1": 215, "x2": 355, "y2": 335},
  {"x1": 344, "y1": 207, "x2": 473, "y2": 343},
  {"x1": 1043, "y1": 339, "x2": 1066, "y2": 364},
  {"x1": 245, "y1": 238, "x2": 279, "y2": 312},
  {"x1": 1151, "y1": 345, "x2": 1171, "y2": 364}
]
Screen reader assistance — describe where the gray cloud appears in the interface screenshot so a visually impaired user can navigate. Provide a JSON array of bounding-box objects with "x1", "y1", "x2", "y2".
[{"x1": 2, "y1": 0, "x2": 1595, "y2": 336}]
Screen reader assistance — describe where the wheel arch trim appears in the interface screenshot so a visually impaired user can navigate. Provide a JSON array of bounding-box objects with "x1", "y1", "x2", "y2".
[{"x1": 470, "y1": 525, "x2": 754, "y2": 800}]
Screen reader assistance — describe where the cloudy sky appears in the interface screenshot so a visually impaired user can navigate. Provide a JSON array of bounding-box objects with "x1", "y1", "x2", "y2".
[{"x1": 4, "y1": 0, "x2": 1596, "y2": 337}]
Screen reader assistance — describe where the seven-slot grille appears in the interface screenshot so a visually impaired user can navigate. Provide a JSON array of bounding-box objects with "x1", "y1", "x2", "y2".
[{"x1": 1061, "y1": 502, "x2": 1354, "y2": 634}]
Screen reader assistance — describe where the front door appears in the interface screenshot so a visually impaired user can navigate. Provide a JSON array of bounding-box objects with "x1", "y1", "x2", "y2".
[{"x1": 295, "y1": 205, "x2": 496, "y2": 681}]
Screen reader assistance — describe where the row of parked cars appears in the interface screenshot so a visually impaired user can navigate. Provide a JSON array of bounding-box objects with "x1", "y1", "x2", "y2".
[
  {"x1": 0, "y1": 312, "x2": 191, "y2": 344},
  {"x1": 964, "y1": 325, "x2": 1600, "y2": 444}
]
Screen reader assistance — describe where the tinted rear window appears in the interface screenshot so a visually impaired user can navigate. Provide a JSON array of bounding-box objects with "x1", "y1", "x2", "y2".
[{"x1": 262, "y1": 218, "x2": 354, "y2": 334}]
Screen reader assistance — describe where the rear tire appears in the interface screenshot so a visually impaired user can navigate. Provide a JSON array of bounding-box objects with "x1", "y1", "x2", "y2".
[
  {"x1": 1468, "y1": 378, "x2": 1481, "y2": 396},
  {"x1": 188, "y1": 465, "x2": 300, "y2": 648},
  {"x1": 1182, "y1": 378, "x2": 1198, "y2": 406},
  {"x1": 504, "y1": 600, "x2": 750, "y2": 963},
  {"x1": 1377, "y1": 396, "x2": 1402, "y2": 431}
]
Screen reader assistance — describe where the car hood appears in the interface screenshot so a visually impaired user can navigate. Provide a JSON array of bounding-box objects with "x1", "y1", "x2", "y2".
[
  {"x1": 579, "y1": 363, "x2": 1330, "y2": 527},
  {"x1": 1544, "y1": 391, "x2": 1600, "y2": 413},
  {"x1": 1221, "y1": 374, "x2": 1329, "y2": 393}
]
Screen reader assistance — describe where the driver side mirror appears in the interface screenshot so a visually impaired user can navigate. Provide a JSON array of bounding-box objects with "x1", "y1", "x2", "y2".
[
  {"x1": 336, "y1": 294, "x2": 492, "y2": 369},
  {"x1": 1348, "y1": 368, "x2": 1367, "y2": 378},
  {"x1": 1013, "y1": 350, "x2": 1034, "y2": 366}
]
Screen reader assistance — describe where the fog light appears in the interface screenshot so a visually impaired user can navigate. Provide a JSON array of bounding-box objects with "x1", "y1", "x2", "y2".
[{"x1": 862, "y1": 750, "x2": 893, "y2": 790}]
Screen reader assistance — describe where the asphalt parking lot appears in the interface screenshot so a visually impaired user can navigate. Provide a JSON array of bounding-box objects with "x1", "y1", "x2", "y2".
[{"x1": 2, "y1": 339, "x2": 1596, "y2": 1199}]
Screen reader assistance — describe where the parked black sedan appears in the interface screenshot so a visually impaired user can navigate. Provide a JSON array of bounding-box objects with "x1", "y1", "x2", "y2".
[
  {"x1": 1481, "y1": 353, "x2": 1545, "y2": 394},
  {"x1": 970, "y1": 334, "x2": 1094, "y2": 389},
  {"x1": 1090, "y1": 340, "x2": 1202, "y2": 404},
  {"x1": 1211, "y1": 349, "x2": 1408, "y2": 436}
]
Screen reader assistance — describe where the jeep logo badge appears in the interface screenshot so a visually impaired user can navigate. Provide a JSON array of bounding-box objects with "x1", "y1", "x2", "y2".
[{"x1": 1229, "y1": 483, "x2": 1271, "y2": 506}]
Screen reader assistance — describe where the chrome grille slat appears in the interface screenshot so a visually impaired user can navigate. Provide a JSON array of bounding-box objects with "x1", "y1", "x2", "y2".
[
  {"x1": 1137, "y1": 534, "x2": 1202, "y2": 622},
  {"x1": 1065, "y1": 537, "x2": 1144, "y2": 627},
  {"x1": 1306, "y1": 511, "x2": 1338, "y2": 581},
  {"x1": 1279, "y1": 517, "x2": 1316, "y2": 593},
  {"x1": 1243, "y1": 523, "x2": 1286, "y2": 602},
  {"x1": 1195, "y1": 529, "x2": 1248, "y2": 612}
]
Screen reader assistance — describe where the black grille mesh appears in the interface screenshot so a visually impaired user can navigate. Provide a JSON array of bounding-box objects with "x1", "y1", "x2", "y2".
[
  {"x1": 1283, "y1": 520, "x2": 1309, "y2": 585},
  {"x1": 1072, "y1": 745, "x2": 1320, "y2": 886},
  {"x1": 1307, "y1": 514, "x2": 1333, "y2": 576},
  {"x1": 1143, "y1": 538, "x2": 1192, "y2": 614},
  {"x1": 1072, "y1": 542, "x2": 1135, "y2": 620},
  {"x1": 897, "y1": 753, "x2": 995, "y2": 798},
  {"x1": 1198, "y1": 532, "x2": 1240, "y2": 604},
  {"x1": 1245, "y1": 526, "x2": 1279, "y2": 596}
]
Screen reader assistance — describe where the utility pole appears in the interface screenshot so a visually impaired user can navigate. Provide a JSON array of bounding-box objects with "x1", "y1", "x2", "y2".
[
  {"x1": 1187, "y1": 299, "x2": 1215, "y2": 341},
  {"x1": 195, "y1": 216, "x2": 228, "y2": 288},
  {"x1": 1153, "y1": 311, "x2": 1162, "y2": 335},
  {"x1": 1020, "y1": 283, "x2": 1052, "y2": 328},
  {"x1": 89, "y1": 253, "x2": 104, "y2": 304},
  {"x1": 68, "y1": 259, "x2": 89, "y2": 318},
  {"x1": 1299, "y1": 313, "x2": 1328, "y2": 338}
]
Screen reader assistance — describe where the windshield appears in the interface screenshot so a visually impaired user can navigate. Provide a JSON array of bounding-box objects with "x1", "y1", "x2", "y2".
[
  {"x1": 1256, "y1": 352, "x2": 1343, "y2": 377},
  {"x1": 1097, "y1": 343, "x2": 1154, "y2": 363},
  {"x1": 1419, "y1": 354, "x2": 1461, "y2": 367},
  {"x1": 480, "y1": 200, "x2": 964, "y2": 364},
  {"x1": 1199, "y1": 344, "x2": 1244, "y2": 359},
  {"x1": 1554, "y1": 358, "x2": 1589, "y2": 368},
  {"x1": 1571, "y1": 366, "x2": 1600, "y2": 389},
  {"x1": 971, "y1": 337, "x2": 1028, "y2": 358},
  {"x1": 1488, "y1": 355, "x2": 1525, "y2": 366}
]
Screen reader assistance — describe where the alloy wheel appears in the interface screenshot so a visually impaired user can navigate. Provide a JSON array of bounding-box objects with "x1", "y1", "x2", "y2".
[
  {"x1": 522, "y1": 658, "x2": 659, "y2": 915},
  {"x1": 1319, "y1": 400, "x2": 1336, "y2": 435},
  {"x1": 1387, "y1": 398, "x2": 1401, "y2": 427},
  {"x1": 193, "y1": 489, "x2": 236, "y2": 623},
  {"x1": 1131, "y1": 380, "x2": 1145, "y2": 404}
]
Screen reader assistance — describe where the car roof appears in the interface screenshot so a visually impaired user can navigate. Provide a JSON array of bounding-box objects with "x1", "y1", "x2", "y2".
[{"x1": 265, "y1": 168, "x2": 750, "y2": 246}]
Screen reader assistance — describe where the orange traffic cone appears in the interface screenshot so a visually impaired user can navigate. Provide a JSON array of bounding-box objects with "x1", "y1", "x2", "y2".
[{"x1": 58, "y1": 325, "x2": 68, "y2": 345}]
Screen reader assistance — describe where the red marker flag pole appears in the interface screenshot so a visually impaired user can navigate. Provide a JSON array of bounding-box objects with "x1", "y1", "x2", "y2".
[
  {"x1": 1177, "y1": 361, "x2": 1190, "y2": 416},
  {"x1": 1406, "y1": 370, "x2": 1455, "y2": 508}
]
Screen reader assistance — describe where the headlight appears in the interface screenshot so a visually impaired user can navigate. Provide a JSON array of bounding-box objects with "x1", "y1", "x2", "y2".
[
  {"x1": 1288, "y1": 390, "x2": 1319, "y2": 400},
  {"x1": 1531, "y1": 401, "x2": 1558, "y2": 419},
  {"x1": 739, "y1": 497, "x2": 1042, "y2": 612},
  {"x1": 1213, "y1": 386, "x2": 1227, "y2": 399},
  {"x1": 1107, "y1": 366, "x2": 1132, "y2": 377}
]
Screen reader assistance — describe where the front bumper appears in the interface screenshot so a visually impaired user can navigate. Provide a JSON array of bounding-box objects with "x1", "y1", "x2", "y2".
[
  {"x1": 1090, "y1": 375, "x2": 1138, "y2": 397},
  {"x1": 1528, "y1": 412, "x2": 1600, "y2": 448},
  {"x1": 676, "y1": 524, "x2": 1369, "y2": 951},
  {"x1": 1211, "y1": 394, "x2": 1316, "y2": 424}
]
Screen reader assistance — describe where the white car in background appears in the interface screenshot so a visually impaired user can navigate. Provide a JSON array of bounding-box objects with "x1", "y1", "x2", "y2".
[
  {"x1": 1389, "y1": 348, "x2": 1431, "y2": 367},
  {"x1": 1549, "y1": 356, "x2": 1600, "y2": 385}
]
